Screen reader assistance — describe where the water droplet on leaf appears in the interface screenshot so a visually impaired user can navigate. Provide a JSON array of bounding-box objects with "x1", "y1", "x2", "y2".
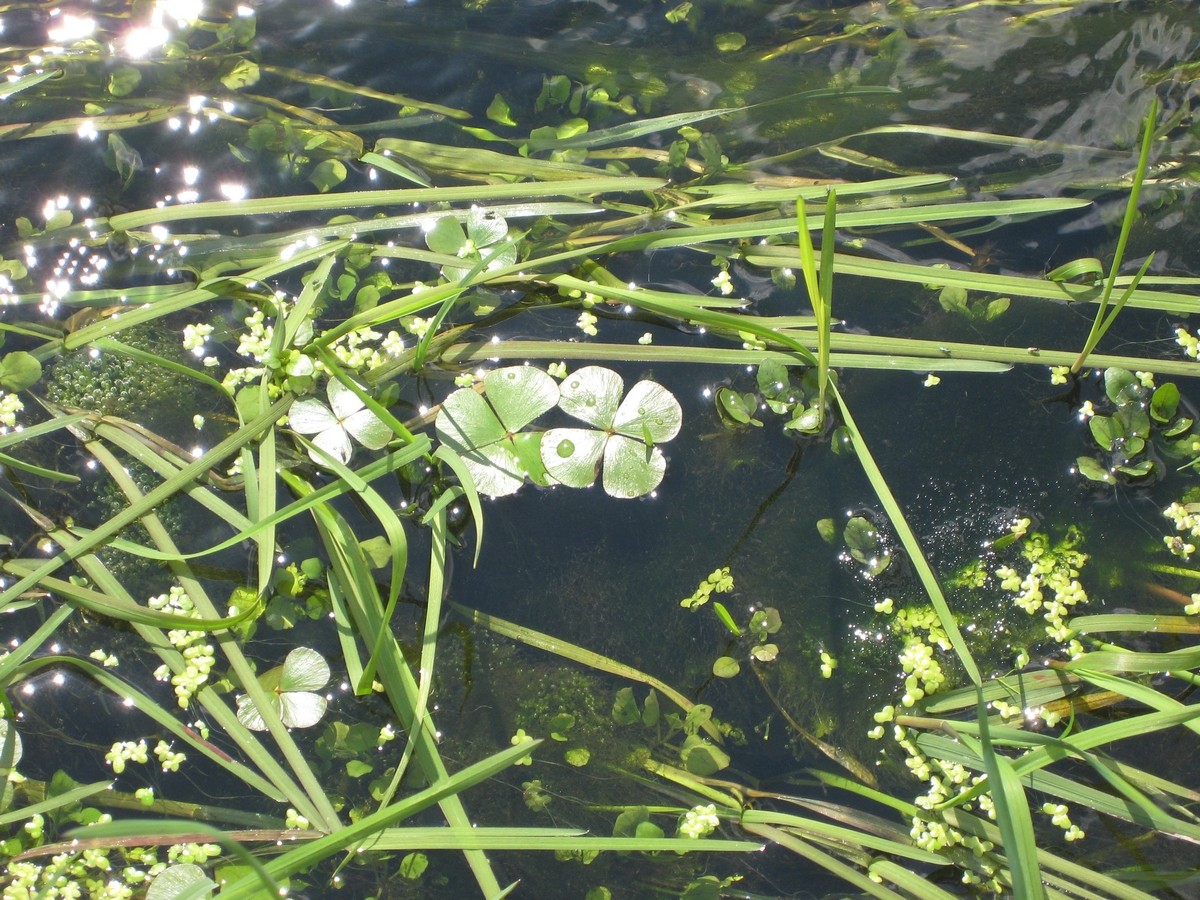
[{"x1": 556, "y1": 438, "x2": 575, "y2": 458}]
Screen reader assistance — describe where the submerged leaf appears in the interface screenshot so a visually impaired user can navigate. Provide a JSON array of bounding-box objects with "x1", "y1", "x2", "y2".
[
  {"x1": 1076, "y1": 456, "x2": 1116, "y2": 484},
  {"x1": 712, "y1": 656, "x2": 740, "y2": 678}
]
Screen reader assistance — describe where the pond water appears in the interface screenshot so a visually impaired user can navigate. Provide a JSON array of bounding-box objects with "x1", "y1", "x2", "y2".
[{"x1": 2, "y1": 1, "x2": 1200, "y2": 898}]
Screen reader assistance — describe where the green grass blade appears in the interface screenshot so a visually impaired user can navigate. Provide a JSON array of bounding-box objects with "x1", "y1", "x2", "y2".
[
  {"x1": 972, "y1": 692, "x2": 1044, "y2": 899},
  {"x1": 741, "y1": 822, "x2": 905, "y2": 900},
  {"x1": 0, "y1": 780, "x2": 109, "y2": 828},
  {"x1": 451, "y1": 601, "x2": 725, "y2": 745},
  {"x1": 1072, "y1": 96, "x2": 1158, "y2": 372},
  {"x1": 71, "y1": 819, "x2": 281, "y2": 897},
  {"x1": 218, "y1": 740, "x2": 540, "y2": 899}
]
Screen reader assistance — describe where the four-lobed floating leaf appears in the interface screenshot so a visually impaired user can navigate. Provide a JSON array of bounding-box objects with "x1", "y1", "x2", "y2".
[
  {"x1": 541, "y1": 366, "x2": 682, "y2": 499},
  {"x1": 236, "y1": 647, "x2": 331, "y2": 732},
  {"x1": 436, "y1": 365, "x2": 683, "y2": 499},
  {"x1": 435, "y1": 366, "x2": 559, "y2": 497},
  {"x1": 289, "y1": 378, "x2": 391, "y2": 465}
]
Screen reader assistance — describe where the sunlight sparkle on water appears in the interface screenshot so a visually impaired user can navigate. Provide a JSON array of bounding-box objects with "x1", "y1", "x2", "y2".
[
  {"x1": 47, "y1": 12, "x2": 96, "y2": 44},
  {"x1": 220, "y1": 182, "x2": 247, "y2": 201}
]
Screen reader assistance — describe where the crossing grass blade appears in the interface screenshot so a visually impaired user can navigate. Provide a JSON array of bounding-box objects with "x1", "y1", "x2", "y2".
[{"x1": 1072, "y1": 97, "x2": 1158, "y2": 373}]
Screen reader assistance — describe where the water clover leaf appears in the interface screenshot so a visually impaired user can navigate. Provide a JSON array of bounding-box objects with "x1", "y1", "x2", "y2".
[
  {"x1": 236, "y1": 647, "x2": 330, "y2": 731},
  {"x1": 435, "y1": 366, "x2": 559, "y2": 497},
  {"x1": 289, "y1": 378, "x2": 391, "y2": 465},
  {"x1": 541, "y1": 366, "x2": 682, "y2": 498}
]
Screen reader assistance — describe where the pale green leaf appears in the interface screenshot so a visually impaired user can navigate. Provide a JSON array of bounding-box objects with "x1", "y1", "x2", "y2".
[
  {"x1": 558, "y1": 366, "x2": 623, "y2": 429},
  {"x1": 612, "y1": 379, "x2": 682, "y2": 444},
  {"x1": 482, "y1": 366, "x2": 558, "y2": 432},
  {"x1": 280, "y1": 647, "x2": 331, "y2": 693},
  {"x1": 541, "y1": 427, "x2": 606, "y2": 488},
  {"x1": 713, "y1": 656, "x2": 740, "y2": 678},
  {"x1": 0, "y1": 351, "x2": 41, "y2": 391},
  {"x1": 602, "y1": 434, "x2": 666, "y2": 498},
  {"x1": 146, "y1": 864, "x2": 216, "y2": 900}
]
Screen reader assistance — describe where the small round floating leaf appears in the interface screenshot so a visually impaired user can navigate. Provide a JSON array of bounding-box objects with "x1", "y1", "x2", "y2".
[
  {"x1": 716, "y1": 386, "x2": 752, "y2": 425},
  {"x1": 309, "y1": 159, "x2": 347, "y2": 193},
  {"x1": 602, "y1": 434, "x2": 666, "y2": 498},
  {"x1": 558, "y1": 365, "x2": 623, "y2": 429},
  {"x1": 712, "y1": 656, "x2": 740, "y2": 678},
  {"x1": 786, "y1": 404, "x2": 823, "y2": 434},
  {"x1": 816, "y1": 518, "x2": 838, "y2": 544},
  {"x1": 0, "y1": 351, "x2": 41, "y2": 391},
  {"x1": 1104, "y1": 368, "x2": 1140, "y2": 405},
  {"x1": 1118, "y1": 404, "x2": 1151, "y2": 440},
  {"x1": 751, "y1": 643, "x2": 779, "y2": 662},
  {"x1": 426, "y1": 216, "x2": 466, "y2": 255},
  {"x1": 635, "y1": 820, "x2": 665, "y2": 840},
  {"x1": 680, "y1": 735, "x2": 730, "y2": 776},
  {"x1": 613, "y1": 379, "x2": 682, "y2": 444},
  {"x1": 565, "y1": 747, "x2": 591, "y2": 767},
  {"x1": 399, "y1": 852, "x2": 428, "y2": 880},
  {"x1": 844, "y1": 516, "x2": 881, "y2": 562},
  {"x1": 1164, "y1": 416, "x2": 1193, "y2": 437},
  {"x1": 714, "y1": 31, "x2": 746, "y2": 52},
  {"x1": 1117, "y1": 459, "x2": 1155, "y2": 478},
  {"x1": 541, "y1": 427, "x2": 606, "y2": 488}
]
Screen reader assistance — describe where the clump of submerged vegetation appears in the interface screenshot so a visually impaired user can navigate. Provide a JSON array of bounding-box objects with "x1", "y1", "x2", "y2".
[{"x1": 0, "y1": 0, "x2": 1198, "y2": 897}]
